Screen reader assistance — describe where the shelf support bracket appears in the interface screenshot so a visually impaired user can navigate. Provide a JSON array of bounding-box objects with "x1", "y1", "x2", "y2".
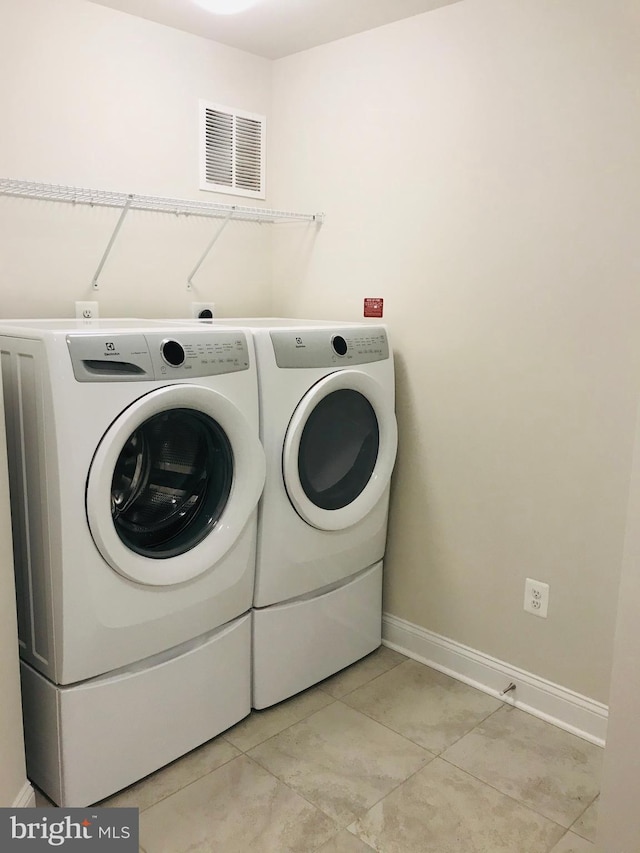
[
  {"x1": 91, "y1": 195, "x2": 133, "y2": 290},
  {"x1": 187, "y1": 207, "x2": 235, "y2": 291}
]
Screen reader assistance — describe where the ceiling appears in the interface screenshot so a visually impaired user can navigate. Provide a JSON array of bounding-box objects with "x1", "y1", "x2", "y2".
[{"x1": 86, "y1": 0, "x2": 462, "y2": 59}]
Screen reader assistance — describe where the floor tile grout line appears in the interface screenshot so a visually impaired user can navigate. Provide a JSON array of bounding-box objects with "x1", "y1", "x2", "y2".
[
  {"x1": 240, "y1": 753, "x2": 350, "y2": 837},
  {"x1": 123, "y1": 747, "x2": 245, "y2": 815},
  {"x1": 343, "y1": 826, "x2": 378, "y2": 853},
  {"x1": 242, "y1": 696, "x2": 439, "y2": 830},
  {"x1": 548, "y1": 828, "x2": 597, "y2": 853},
  {"x1": 107, "y1": 693, "x2": 336, "y2": 814},
  {"x1": 247, "y1": 730, "x2": 436, "y2": 837},
  {"x1": 137, "y1": 752, "x2": 292, "y2": 825},
  {"x1": 443, "y1": 752, "x2": 580, "y2": 841},
  {"x1": 335, "y1": 655, "x2": 602, "y2": 766},
  {"x1": 345, "y1": 828, "x2": 378, "y2": 853},
  {"x1": 436, "y1": 704, "x2": 602, "y2": 836},
  {"x1": 335, "y1": 691, "x2": 501, "y2": 759},
  {"x1": 429, "y1": 700, "x2": 507, "y2": 754},
  {"x1": 552, "y1": 829, "x2": 596, "y2": 851},
  {"x1": 237, "y1": 694, "x2": 454, "y2": 839},
  {"x1": 335, "y1": 657, "x2": 515, "y2": 753},
  {"x1": 565, "y1": 792, "x2": 600, "y2": 842},
  {"x1": 307, "y1": 826, "x2": 376, "y2": 853},
  {"x1": 274, "y1": 750, "x2": 574, "y2": 853},
  {"x1": 345, "y1": 752, "x2": 440, "y2": 830},
  {"x1": 437, "y1": 752, "x2": 585, "y2": 835},
  {"x1": 223, "y1": 695, "x2": 339, "y2": 754},
  {"x1": 316, "y1": 655, "x2": 410, "y2": 701},
  {"x1": 332, "y1": 697, "x2": 445, "y2": 758},
  {"x1": 309, "y1": 825, "x2": 377, "y2": 853},
  {"x1": 231, "y1": 697, "x2": 340, "y2": 755},
  {"x1": 332, "y1": 688, "x2": 600, "y2": 838}
]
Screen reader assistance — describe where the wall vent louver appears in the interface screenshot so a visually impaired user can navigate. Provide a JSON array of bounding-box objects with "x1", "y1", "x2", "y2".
[{"x1": 200, "y1": 101, "x2": 265, "y2": 199}]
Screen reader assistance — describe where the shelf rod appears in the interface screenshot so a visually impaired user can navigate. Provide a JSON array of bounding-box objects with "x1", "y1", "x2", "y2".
[
  {"x1": 91, "y1": 195, "x2": 133, "y2": 290},
  {"x1": 187, "y1": 207, "x2": 235, "y2": 291}
]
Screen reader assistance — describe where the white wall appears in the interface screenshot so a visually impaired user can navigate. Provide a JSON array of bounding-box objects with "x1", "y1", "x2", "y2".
[
  {"x1": 0, "y1": 0, "x2": 274, "y2": 319},
  {"x1": 270, "y1": 0, "x2": 640, "y2": 702}
]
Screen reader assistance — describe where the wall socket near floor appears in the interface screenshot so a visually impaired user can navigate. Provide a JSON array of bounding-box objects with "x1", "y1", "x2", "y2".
[
  {"x1": 191, "y1": 302, "x2": 215, "y2": 319},
  {"x1": 75, "y1": 301, "x2": 99, "y2": 320},
  {"x1": 524, "y1": 578, "x2": 550, "y2": 618}
]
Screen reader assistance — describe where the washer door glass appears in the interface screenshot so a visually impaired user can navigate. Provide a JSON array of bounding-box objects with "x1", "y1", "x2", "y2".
[
  {"x1": 111, "y1": 408, "x2": 232, "y2": 559},
  {"x1": 298, "y1": 389, "x2": 379, "y2": 511},
  {"x1": 87, "y1": 384, "x2": 266, "y2": 586},
  {"x1": 282, "y1": 370, "x2": 398, "y2": 531}
]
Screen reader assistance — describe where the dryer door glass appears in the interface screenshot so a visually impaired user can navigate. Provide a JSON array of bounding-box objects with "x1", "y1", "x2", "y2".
[
  {"x1": 298, "y1": 389, "x2": 379, "y2": 511},
  {"x1": 111, "y1": 408, "x2": 233, "y2": 558}
]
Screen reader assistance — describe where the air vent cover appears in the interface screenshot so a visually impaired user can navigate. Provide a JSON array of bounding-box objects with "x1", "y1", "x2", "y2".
[{"x1": 200, "y1": 101, "x2": 266, "y2": 199}]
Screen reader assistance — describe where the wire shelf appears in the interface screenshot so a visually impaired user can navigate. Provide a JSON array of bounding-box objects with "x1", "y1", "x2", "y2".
[
  {"x1": 0, "y1": 178, "x2": 324, "y2": 290},
  {"x1": 0, "y1": 178, "x2": 324, "y2": 224}
]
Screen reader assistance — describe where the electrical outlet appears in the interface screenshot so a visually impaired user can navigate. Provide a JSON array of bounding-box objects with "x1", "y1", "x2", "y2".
[
  {"x1": 75, "y1": 301, "x2": 99, "y2": 320},
  {"x1": 191, "y1": 302, "x2": 215, "y2": 320},
  {"x1": 524, "y1": 578, "x2": 549, "y2": 618}
]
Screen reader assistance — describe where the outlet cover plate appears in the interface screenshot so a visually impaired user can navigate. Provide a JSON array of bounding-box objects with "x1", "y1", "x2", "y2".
[
  {"x1": 524, "y1": 577, "x2": 549, "y2": 618},
  {"x1": 75, "y1": 301, "x2": 99, "y2": 320}
]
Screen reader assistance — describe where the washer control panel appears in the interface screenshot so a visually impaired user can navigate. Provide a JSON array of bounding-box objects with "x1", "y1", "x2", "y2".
[
  {"x1": 270, "y1": 327, "x2": 389, "y2": 369},
  {"x1": 67, "y1": 330, "x2": 250, "y2": 382}
]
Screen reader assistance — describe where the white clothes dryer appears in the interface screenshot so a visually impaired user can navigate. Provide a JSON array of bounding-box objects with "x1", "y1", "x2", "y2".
[
  {"x1": 0, "y1": 319, "x2": 265, "y2": 805},
  {"x1": 209, "y1": 319, "x2": 398, "y2": 708}
]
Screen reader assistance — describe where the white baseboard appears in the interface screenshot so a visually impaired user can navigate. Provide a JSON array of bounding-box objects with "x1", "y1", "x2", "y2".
[
  {"x1": 12, "y1": 779, "x2": 36, "y2": 808},
  {"x1": 382, "y1": 612, "x2": 608, "y2": 747}
]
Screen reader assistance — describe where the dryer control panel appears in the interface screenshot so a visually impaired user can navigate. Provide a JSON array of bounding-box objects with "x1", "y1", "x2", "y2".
[
  {"x1": 67, "y1": 330, "x2": 250, "y2": 382},
  {"x1": 270, "y1": 327, "x2": 389, "y2": 369}
]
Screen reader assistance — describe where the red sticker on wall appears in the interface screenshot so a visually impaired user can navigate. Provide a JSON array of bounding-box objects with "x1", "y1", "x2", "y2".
[{"x1": 364, "y1": 298, "x2": 384, "y2": 318}]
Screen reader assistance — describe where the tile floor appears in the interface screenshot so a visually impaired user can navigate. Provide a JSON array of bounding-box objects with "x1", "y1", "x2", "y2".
[{"x1": 39, "y1": 646, "x2": 603, "y2": 852}]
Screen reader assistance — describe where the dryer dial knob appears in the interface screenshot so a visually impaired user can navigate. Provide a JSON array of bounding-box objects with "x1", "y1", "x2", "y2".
[
  {"x1": 161, "y1": 339, "x2": 186, "y2": 367},
  {"x1": 331, "y1": 335, "x2": 348, "y2": 357}
]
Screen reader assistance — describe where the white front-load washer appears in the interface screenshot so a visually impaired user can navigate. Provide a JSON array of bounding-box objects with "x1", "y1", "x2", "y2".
[
  {"x1": 0, "y1": 319, "x2": 265, "y2": 805},
  {"x1": 207, "y1": 319, "x2": 398, "y2": 708}
]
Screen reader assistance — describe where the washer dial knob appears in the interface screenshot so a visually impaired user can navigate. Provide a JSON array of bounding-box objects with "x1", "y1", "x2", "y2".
[
  {"x1": 332, "y1": 335, "x2": 348, "y2": 356},
  {"x1": 161, "y1": 339, "x2": 186, "y2": 367}
]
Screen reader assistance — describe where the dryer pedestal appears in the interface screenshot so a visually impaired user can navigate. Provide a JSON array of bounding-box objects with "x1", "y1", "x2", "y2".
[
  {"x1": 20, "y1": 614, "x2": 251, "y2": 807},
  {"x1": 251, "y1": 562, "x2": 382, "y2": 709}
]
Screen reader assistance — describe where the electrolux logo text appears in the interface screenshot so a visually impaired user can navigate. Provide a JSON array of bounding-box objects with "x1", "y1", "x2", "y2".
[{"x1": 0, "y1": 809, "x2": 138, "y2": 851}]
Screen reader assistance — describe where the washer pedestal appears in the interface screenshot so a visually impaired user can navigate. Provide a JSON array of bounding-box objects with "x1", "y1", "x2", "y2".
[
  {"x1": 21, "y1": 614, "x2": 250, "y2": 807},
  {"x1": 252, "y1": 562, "x2": 382, "y2": 709}
]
